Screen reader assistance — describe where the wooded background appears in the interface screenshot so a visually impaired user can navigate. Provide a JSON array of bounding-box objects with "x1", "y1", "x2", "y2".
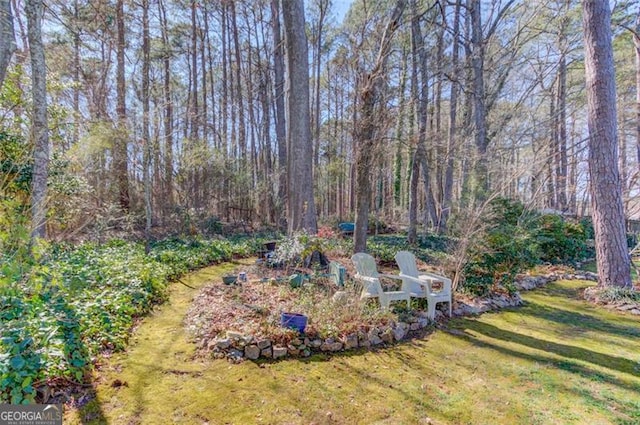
[{"x1": 2, "y1": 0, "x2": 640, "y2": 242}]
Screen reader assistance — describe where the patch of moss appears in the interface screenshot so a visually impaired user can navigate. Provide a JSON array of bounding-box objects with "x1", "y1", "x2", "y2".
[{"x1": 66, "y1": 271, "x2": 640, "y2": 425}]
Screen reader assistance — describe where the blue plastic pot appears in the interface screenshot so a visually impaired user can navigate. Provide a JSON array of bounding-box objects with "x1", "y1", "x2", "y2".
[{"x1": 280, "y1": 312, "x2": 308, "y2": 333}]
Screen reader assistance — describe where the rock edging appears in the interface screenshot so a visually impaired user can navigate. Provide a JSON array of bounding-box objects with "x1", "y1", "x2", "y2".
[{"x1": 205, "y1": 313, "x2": 432, "y2": 363}]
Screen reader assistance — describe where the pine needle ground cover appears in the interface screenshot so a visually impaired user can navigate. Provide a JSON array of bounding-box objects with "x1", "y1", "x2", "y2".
[{"x1": 67, "y1": 265, "x2": 640, "y2": 425}]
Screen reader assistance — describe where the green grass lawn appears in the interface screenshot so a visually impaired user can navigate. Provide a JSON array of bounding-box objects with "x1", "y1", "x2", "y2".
[{"x1": 66, "y1": 262, "x2": 640, "y2": 425}]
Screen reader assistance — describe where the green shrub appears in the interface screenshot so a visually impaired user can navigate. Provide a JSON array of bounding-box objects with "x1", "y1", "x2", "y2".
[
  {"x1": 366, "y1": 234, "x2": 446, "y2": 266},
  {"x1": 460, "y1": 199, "x2": 591, "y2": 296},
  {"x1": 533, "y1": 214, "x2": 588, "y2": 264},
  {"x1": 461, "y1": 199, "x2": 539, "y2": 296}
]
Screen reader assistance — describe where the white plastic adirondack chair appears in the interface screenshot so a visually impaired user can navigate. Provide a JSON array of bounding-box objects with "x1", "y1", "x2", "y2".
[
  {"x1": 394, "y1": 250, "x2": 452, "y2": 320},
  {"x1": 351, "y1": 253, "x2": 410, "y2": 311}
]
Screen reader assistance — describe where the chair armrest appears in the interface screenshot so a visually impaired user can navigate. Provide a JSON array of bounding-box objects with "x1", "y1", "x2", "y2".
[
  {"x1": 378, "y1": 273, "x2": 403, "y2": 281},
  {"x1": 418, "y1": 272, "x2": 452, "y2": 292},
  {"x1": 398, "y1": 273, "x2": 431, "y2": 288},
  {"x1": 354, "y1": 273, "x2": 379, "y2": 284}
]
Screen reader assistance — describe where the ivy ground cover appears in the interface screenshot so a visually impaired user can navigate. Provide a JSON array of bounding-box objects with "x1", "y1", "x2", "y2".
[{"x1": 0, "y1": 237, "x2": 261, "y2": 404}]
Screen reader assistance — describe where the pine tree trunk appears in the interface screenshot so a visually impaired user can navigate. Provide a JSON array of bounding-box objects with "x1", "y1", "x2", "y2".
[
  {"x1": 26, "y1": 0, "x2": 49, "y2": 240},
  {"x1": 442, "y1": 0, "x2": 462, "y2": 231},
  {"x1": 142, "y1": 0, "x2": 152, "y2": 253},
  {"x1": 115, "y1": 0, "x2": 129, "y2": 211},
  {"x1": 271, "y1": 0, "x2": 287, "y2": 228},
  {"x1": 634, "y1": 10, "x2": 640, "y2": 170},
  {"x1": 159, "y1": 0, "x2": 174, "y2": 213},
  {"x1": 470, "y1": 0, "x2": 489, "y2": 202},
  {"x1": 583, "y1": 0, "x2": 632, "y2": 288},
  {"x1": 0, "y1": 0, "x2": 15, "y2": 88},
  {"x1": 556, "y1": 20, "x2": 568, "y2": 211},
  {"x1": 231, "y1": 2, "x2": 246, "y2": 159}
]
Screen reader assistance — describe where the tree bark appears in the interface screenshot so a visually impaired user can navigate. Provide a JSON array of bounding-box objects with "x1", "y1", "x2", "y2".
[
  {"x1": 115, "y1": 0, "x2": 129, "y2": 211},
  {"x1": 142, "y1": 0, "x2": 152, "y2": 253},
  {"x1": 190, "y1": 1, "x2": 199, "y2": 141},
  {"x1": 634, "y1": 8, "x2": 640, "y2": 170},
  {"x1": 271, "y1": 0, "x2": 287, "y2": 228},
  {"x1": 71, "y1": 0, "x2": 80, "y2": 147},
  {"x1": 442, "y1": 0, "x2": 462, "y2": 231},
  {"x1": 311, "y1": 0, "x2": 327, "y2": 171},
  {"x1": 470, "y1": 0, "x2": 489, "y2": 202},
  {"x1": 282, "y1": 0, "x2": 318, "y2": 234},
  {"x1": 556, "y1": 22, "x2": 568, "y2": 211},
  {"x1": 582, "y1": 0, "x2": 632, "y2": 288},
  {"x1": 26, "y1": 0, "x2": 49, "y2": 240},
  {"x1": 0, "y1": 0, "x2": 15, "y2": 89},
  {"x1": 158, "y1": 0, "x2": 174, "y2": 212},
  {"x1": 231, "y1": 1, "x2": 246, "y2": 159}
]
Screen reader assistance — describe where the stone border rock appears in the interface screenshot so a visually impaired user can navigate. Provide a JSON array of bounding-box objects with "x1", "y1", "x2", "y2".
[
  {"x1": 515, "y1": 271, "x2": 598, "y2": 291},
  {"x1": 206, "y1": 313, "x2": 432, "y2": 363}
]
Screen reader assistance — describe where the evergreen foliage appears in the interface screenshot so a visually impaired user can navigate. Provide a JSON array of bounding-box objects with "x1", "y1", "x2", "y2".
[{"x1": 461, "y1": 198, "x2": 591, "y2": 295}]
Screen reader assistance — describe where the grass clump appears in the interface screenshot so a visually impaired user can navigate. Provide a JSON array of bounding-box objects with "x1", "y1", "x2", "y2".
[{"x1": 584, "y1": 285, "x2": 640, "y2": 306}]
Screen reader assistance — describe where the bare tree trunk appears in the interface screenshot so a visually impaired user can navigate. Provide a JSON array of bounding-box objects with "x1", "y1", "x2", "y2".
[
  {"x1": 26, "y1": 0, "x2": 49, "y2": 240},
  {"x1": 190, "y1": 1, "x2": 199, "y2": 141},
  {"x1": 556, "y1": 31, "x2": 568, "y2": 211},
  {"x1": 394, "y1": 47, "x2": 408, "y2": 209},
  {"x1": 159, "y1": 0, "x2": 174, "y2": 212},
  {"x1": 231, "y1": 1, "x2": 246, "y2": 159},
  {"x1": 142, "y1": 0, "x2": 151, "y2": 253},
  {"x1": 408, "y1": 0, "x2": 425, "y2": 244},
  {"x1": 200, "y1": 5, "x2": 208, "y2": 143},
  {"x1": 115, "y1": 0, "x2": 129, "y2": 211},
  {"x1": 568, "y1": 111, "x2": 578, "y2": 212},
  {"x1": 470, "y1": 0, "x2": 489, "y2": 202},
  {"x1": 204, "y1": 4, "x2": 217, "y2": 149},
  {"x1": 0, "y1": 0, "x2": 14, "y2": 88},
  {"x1": 282, "y1": 0, "x2": 317, "y2": 234},
  {"x1": 583, "y1": 0, "x2": 632, "y2": 288},
  {"x1": 634, "y1": 9, "x2": 640, "y2": 170},
  {"x1": 549, "y1": 88, "x2": 557, "y2": 208},
  {"x1": 71, "y1": 0, "x2": 80, "y2": 147},
  {"x1": 353, "y1": 0, "x2": 407, "y2": 252},
  {"x1": 272, "y1": 0, "x2": 287, "y2": 228},
  {"x1": 442, "y1": 0, "x2": 462, "y2": 232},
  {"x1": 312, "y1": 0, "x2": 327, "y2": 170},
  {"x1": 221, "y1": 4, "x2": 229, "y2": 155}
]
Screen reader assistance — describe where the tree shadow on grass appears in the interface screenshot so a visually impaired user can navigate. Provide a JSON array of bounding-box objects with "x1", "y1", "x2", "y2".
[
  {"x1": 385, "y1": 331, "x2": 640, "y2": 424},
  {"x1": 336, "y1": 358, "x2": 456, "y2": 423},
  {"x1": 449, "y1": 319, "x2": 640, "y2": 387},
  {"x1": 517, "y1": 301, "x2": 640, "y2": 339},
  {"x1": 531, "y1": 282, "x2": 586, "y2": 299}
]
